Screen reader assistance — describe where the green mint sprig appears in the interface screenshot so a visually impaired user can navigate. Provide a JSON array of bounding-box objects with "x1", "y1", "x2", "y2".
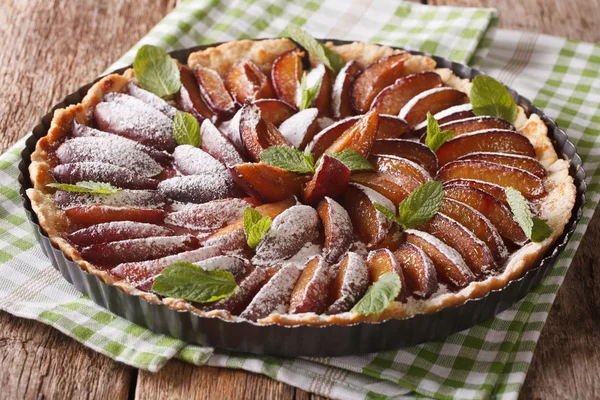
[
  {"x1": 328, "y1": 149, "x2": 374, "y2": 171},
  {"x1": 505, "y1": 187, "x2": 552, "y2": 243},
  {"x1": 283, "y1": 25, "x2": 345, "y2": 73},
  {"x1": 351, "y1": 272, "x2": 401, "y2": 316},
  {"x1": 375, "y1": 181, "x2": 444, "y2": 230},
  {"x1": 299, "y1": 70, "x2": 323, "y2": 111},
  {"x1": 151, "y1": 262, "x2": 238, "y2": 303},
  {"x1": 172, "y1": 111, "x2": 201, "y2": 147},
  {"x1": 260, "y1": 146, "x2": 372, "y2": 174},
  {"x1": 133, "y1": 44, "x2": 181, "y2": 98},
  {"x1": 425, "y1": 112, "x2": 455, "y2": 151},
  {"x1": 243, "y1": 208, "x2": 273, "y2": 249},
  {"x1": 470, "y1": 75, "x2": 518, "y2": 122},
  {"x1": 47, "y1": 181, "x2": 122, "y2": 194}
]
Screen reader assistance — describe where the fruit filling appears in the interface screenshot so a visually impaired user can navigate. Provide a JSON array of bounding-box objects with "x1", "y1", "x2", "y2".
[{"x1": 32, "y1": 35, "x2": 565, "y2": 324}]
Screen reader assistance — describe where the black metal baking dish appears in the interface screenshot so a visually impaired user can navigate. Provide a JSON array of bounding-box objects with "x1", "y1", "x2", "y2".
[{"x1": 18, "y1": 40, "x2": 587, "y2": 357}]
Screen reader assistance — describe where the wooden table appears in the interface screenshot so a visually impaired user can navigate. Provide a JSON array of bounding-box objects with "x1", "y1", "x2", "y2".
[{"x1": 1, "y1": 0, "x2": 599, "y2": 398}]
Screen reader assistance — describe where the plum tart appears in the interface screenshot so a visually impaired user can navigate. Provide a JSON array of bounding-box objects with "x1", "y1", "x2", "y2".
[{"x1": 27, "y1": 35, "x2": 576, "y2": 326}]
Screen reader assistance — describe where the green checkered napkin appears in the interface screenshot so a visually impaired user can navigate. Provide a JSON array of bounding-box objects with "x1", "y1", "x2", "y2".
[{"x1": 1, "y1": 0, "x2": 599, "y2": 398}]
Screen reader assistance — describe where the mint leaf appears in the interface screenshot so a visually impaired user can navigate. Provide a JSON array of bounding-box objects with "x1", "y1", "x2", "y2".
[
  {"x1": 505, "y1": 187, "x2": 552, "y2": 243},
  {"x1": 133, "y1": 44, "x2": 181, "y2": 98},
  {"x1": 470, "y1": 75, "x2": 517, "y2": 122},
  {"x1": 173, "y1": 111, "x2": 201, "y2": 147},
  {"x1": 260, "y1": 146, "x2": 315, "y2": 174},
  {"x1": 531, "y1": 217, "x2": 553, "y2": 243},
  {"x1": 330, "y1": 149, "x2": 374, "y2": 171},
  {"x1": 47, "y1": 181, "x2": 122, "y2": 194},
  {"x1": 374, "y1": 203, "x2": 401, "y2": 226},
  {"x1": 299, "y1": 70, "x2": 323, "y2": 111},
  {"x1": 283, "y1": 25, "x2": 344, "y2": 73},
  {"x1": 243, "y1": 207, "x2": 272, "y2": 249},
  {"x1": 152, "y1": 262, "x2": 237, "y2": 303},
  {"x1": 425, "y1": 112, "x2": 455, "y2": 151},
  {"x1": 351, "y1": 272, "x2": 401, "y2": 316},
  {"x1": 397, "y1": 181, "x2": 444, "y2": 230}
]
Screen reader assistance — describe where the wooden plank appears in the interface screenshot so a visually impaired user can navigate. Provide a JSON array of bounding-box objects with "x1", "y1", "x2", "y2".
[
  {"x1": 0, "y1": 311, "x2": 131, "y2": 399},
  {"x1": 429, "y1": 0, "x2": 600, "y2": 42},
  {"x1": 135, "y1": 360, "x2": 296, "y2": 399}
]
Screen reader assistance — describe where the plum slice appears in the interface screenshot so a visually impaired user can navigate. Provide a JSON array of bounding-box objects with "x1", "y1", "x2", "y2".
[
  {"x1": 413, "y1": 103, "x2": 475, "y2": 135},
  {"x1": 399, "y1": 87, "x2": 469, "y2": 127},
  {"x1": 444, "y1": 184, "x2": 527, "y2": 245},
  {"x1": 239, "y1": 103, "x2": 292, "y2": 161},
  {"x1": 177, "y1": 65, "x2": 215, "y2": 122},
  {"x1": 158, "y1": 175, "x2": 240, "y2": 204},
  {"x1": 200, "y1": 119, "x2": 245, "y2": 166},
  {"x1": 369, "y1": 154, "x2": 432, "y2": 184},
  {"x1": 324, "y1": 109, "x2": 378, "y2": 157},
  {"x1": 405, "y1": 229, "x2": 475, "y2": 289},
  {"x1": 350, "y1": 171, "x2": 418, "y2": 206},
  {"x1": 444, "y1": 178, "x2": 509, "y2": 207},
  {"x1": 302, "y1": 155, "x2": 350, "y2": 205},
  {"x1": 439, "y1": 198, "x2": 508, "y2": 262},
  {"x1": 54, "y1": 189, "x2": 165, "y2": 210},
  {"x1": 71, "y1": 121, "x2": 170, "y2": 163},
  {"x1": 340, "y1": 183, "x2": 395, "y2": 249},
  {"x1": 351, "y1": 53, "x2": 410, "y2": 113},
  {"x1": 57, "y1": 137, "x2": 163, "y2": 178},
  {"x1": 52, "y1": 162, "x2": 158, "y2": 190},
  {"x1": 420, "y1": 213, "x2": 497, "y2": 277},
  {"x1": 318, "y1": 197, "x2": 353, "y2": 264},
  {"x1": 230, "y1": 162, "x2": 309, "y2": 203},
  {"x1": 458, "y1": 152, "x2": 546, "y2": 179},
  {"x1": 438, "y1": 116, "x2": 515, "y2": 135},
  {"x1": 64, "y1": 205, "x2": 165, "y2": 226},
  {"x1": 327, "y1": 252, "x2": 369, "y2": 314},
  {"x1": 127, "y1": 82, "x2": 178, "y2": 118},
  {"x1": 278, "y1": 108, "x2": 319, "y2": 149},
  {"x1": 201, "y1": 267, "x2": 269, "y2": 314},
  {"x1": 173, "y1": 145, "x2": 229, "y2": 176},
  {"x1": 165, "y1": 198, "x2": 257, "y2": 232},
  {"x1": 225, "y1": 59, "x2": 275, "y2": 104},
  {"x1": 253, "y1": 99, "x2": 296, "y2": 125},
  {"x1": 271, "y1": 48, "x2": 304, "y2": 107},
  {"x1": 195, "y1": 66, "x2": 236, "y2": 118},
  {"x1": 371, "y1": 71, "x2": 442, "y2": 115},
  {"x1": 111, "y1": 245, "x2": 222, "y2": 285},
  {"x1": 436, "y1": 130, "x2": 536, "y2": 166},
  {"x1": 68, "y1": 221, "x2": 174, "y2": 247},
  {"x1": 240, "y1": 263, "x2": 302, "y2": 321},
  {"x1": 197, "y1": 255, "x2": 250, "y2": 278},
  {"x1": 376, "y1": 115, "x2": 411, "y2": 139},
  {"x1": 367, "y1": 249, "x2": 408, "y2": 302},
  {"x1": 252, "y1": 205, "x2": 321, "y2": 266},
  {"x1": 80, "y1": 235, "x2": 199, "y2": 265},
  {"x1": 371, "y1": 139, "x2": 438, "y2": 176},
  {"x1": 332, "y1": 60, "x2": 362, "y2": 119},
  {"x1": 393, "y1": 243, "x2": 438, "y2": 299},
  {"x1": 437, "y1": 160, "x2": 546, "y2": 200},
  {"x1": 289, "y1": 256, "x2": 333, "y2": 314},
  {"x1": 94, "y1": 92, "x2": 175, "y2": 151}
]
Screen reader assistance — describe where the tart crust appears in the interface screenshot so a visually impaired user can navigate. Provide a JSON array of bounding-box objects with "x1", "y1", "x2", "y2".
[{"x1": 27, "y1": 40, "x2": 577, "y2": 325}]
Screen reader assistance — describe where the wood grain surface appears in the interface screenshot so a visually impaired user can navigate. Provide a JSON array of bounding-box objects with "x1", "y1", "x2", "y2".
[{"x1": 0, "y1": 0, "x2": 598, "y2": 399}]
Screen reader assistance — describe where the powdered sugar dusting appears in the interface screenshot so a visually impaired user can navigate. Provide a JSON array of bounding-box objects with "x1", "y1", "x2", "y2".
[
  {"x1": 278, "y1": 108, "x2": 318, "y2": 148},
  {"x1": 94, "y1": 92, "x2": 175, "y2": 151},
  {"x1": 166, "y1": 198, "x2": 252, "y2": 231},
  {"x1": 239, "y1": 263, "x2": 301, "y2": 321},
  {"x1": 173, "y1": 145, "x2": 229, "y2": 176},
  {"x1": 196, "y1": 255, "x2": 248, "y2": 278},
  {"x1": 158, "y1": 175, "x2": 237, "y2": 204},
  {"x1": 413, "y1": 103, "x2": 474, "y2": 131},
  {"x1": 55, "y1": 189, "x2": 165, "y2": 210},
  {"x1": 326, "y1": 252, "x2": 369, "y2": 314},
  {"x1": 52, "y1": 162, "x2": 158, "y2": 190},
  {"x1": 399, "y1": 87, "x2": 457, "y2": 120},
  {"x1": 58, "y1": 137, "x2": 162, "y2": 177},
  {"x1": 200, "y1": 119, "x2": 245, "y2": 166},
  {"x1": 252, "y1": 205, "x2": 321, "y2": 266},
  {"x1": 321, "y1": 197, "x2": 353, "y2": 264},
  {"x1": 68, "y1": 221, "x2": 173, "y2": 247},
  {"x1": 128, "y1": 82, "x2": 178, "y2": 118}
]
